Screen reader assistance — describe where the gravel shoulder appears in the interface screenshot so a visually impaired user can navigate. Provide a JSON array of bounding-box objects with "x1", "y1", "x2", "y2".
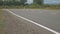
[{"x1": 0, "y1": 10, "x2": 8, "y2": 34}]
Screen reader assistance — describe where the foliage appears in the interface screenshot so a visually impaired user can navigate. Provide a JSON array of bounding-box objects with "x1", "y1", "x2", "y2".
[
  {"x1": 24, "y1": 3, "x2": 42, "y2": 8},
  {"x1": 0, "y1": 0, "x2": 3, "y2": 6},
  {"x1": 20, "y1": 0, "x2": 27, "y2": 5},
  {"x1": 0, "y1": 0, "x2": 43, "y2": 6},
  {"x1": 34, "y1": 0, "x2": 43, "y2": 5},
  {"x1": 0, "y1": 0, "x2": 60, "y2": 9},
  {"x1": 0, "y1": 0, "x2": 27, "y2": 6}
]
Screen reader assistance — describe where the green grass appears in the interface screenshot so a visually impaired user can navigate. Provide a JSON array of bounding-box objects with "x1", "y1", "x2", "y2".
[
  {"x1": 0, "y1": 10, "x2": 6, "y2": 34},
  {"x1": 0, "y1": 6, "x2": 60, "y2": 9},
  {"x1": 0, "y1": 4, "x2": 60, "y2": 9}
]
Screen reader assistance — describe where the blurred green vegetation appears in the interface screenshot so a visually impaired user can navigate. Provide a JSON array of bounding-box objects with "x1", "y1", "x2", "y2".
[
  {"x1": 0, "y1": 0, "x2": 60, "y2": 9},
  {"x1": 0, "y1": 4, "x2": 60, "y2": 9}
]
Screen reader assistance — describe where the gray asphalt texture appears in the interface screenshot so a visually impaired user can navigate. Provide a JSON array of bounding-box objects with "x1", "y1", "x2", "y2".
[
  {"x1": 4, "y1": 9, "x2": 54, "y2": 34},
  {"x1": 9, "y1": 9, "x2": 60, "y2": 33}
]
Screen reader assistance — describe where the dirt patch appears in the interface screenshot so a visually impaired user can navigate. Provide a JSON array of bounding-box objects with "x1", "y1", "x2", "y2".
[{"x1": 0, "y1": 10, "x2": 7, "y2": 34}]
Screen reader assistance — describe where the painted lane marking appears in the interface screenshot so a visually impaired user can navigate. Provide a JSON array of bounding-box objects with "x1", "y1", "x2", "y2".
[{"x1": 6, "y1": 9, "x2": 60, "y2": 34}]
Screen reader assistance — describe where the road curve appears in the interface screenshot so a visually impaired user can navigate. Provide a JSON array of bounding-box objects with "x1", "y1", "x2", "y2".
[{"x1": 8, "y1": 9, "x2": 60, "y2": 33}]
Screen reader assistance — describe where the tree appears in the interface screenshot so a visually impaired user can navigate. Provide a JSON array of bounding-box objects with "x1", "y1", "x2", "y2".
[
  {"x1": 0, "y1": 0, "x2": 27, "y2": 6},
  {"x1": 8, "y1": 0, "x2": 27, "y2": 5},
  {"x1": 20, "y1": 0, "x2": 27, "y2": 5},
  {"x1": 34, "y1": 0, "x2": 43, "y2": 5},
  {"x1": 0, "y1": 0, "x2": 3, "y2": 6}
]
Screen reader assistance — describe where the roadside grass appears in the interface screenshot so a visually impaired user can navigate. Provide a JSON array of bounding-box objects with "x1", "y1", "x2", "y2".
[
  {"x1": 0, "y1": 4, "x2": 60, "y2": 9},
  {"x1": 1, "y1": 6, "x2": 60, "y2": 10},
  {"x1": 0, "y1": 10, "x2": 6, "y2": 34}
]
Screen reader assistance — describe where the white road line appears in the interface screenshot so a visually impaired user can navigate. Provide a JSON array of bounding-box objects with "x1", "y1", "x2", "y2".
[{"x1": 6, "y1": 9, "x2": 60, "y2": 34}]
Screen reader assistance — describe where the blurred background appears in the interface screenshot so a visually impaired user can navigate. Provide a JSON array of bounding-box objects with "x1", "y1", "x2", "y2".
[{"x1": 0, "y1": 0, "x2": 60, "y2": 9}]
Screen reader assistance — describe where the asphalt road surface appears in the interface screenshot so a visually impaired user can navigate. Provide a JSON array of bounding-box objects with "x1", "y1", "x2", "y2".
[{"x1": 9, "y1": 9, "x2": 60, "y2": 33}]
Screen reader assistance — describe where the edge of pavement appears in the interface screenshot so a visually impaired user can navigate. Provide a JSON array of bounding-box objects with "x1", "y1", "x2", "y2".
[{"x1": 3, "y1": 9, "x2": 60, "y2": 34}]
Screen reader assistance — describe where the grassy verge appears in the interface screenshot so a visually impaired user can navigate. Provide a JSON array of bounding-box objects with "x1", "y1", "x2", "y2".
[
  {"x1": 0, "y1": 1, "x2": 60, "y2": 9},
  {"x1": 0, "y1": 4, "x2": 60, "y2": 9},
  {"x1": 0, "y1": 10, "x2": 6, "y2": 34}
]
